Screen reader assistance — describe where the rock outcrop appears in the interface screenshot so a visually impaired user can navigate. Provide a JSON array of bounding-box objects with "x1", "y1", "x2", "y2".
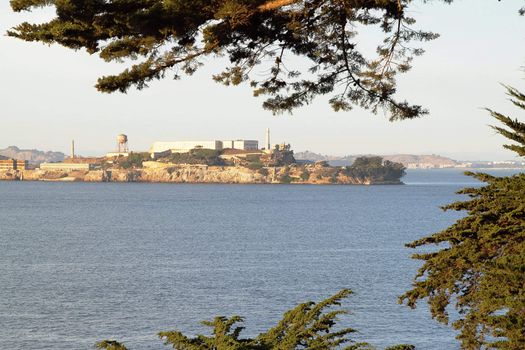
[{"x1": 0, "y1": 162, "x2": 403, "y2": 185}]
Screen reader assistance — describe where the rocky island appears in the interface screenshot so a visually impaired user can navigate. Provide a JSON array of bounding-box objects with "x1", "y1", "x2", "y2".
[{"x1": 0, "y1": 147, "x2": 405, "y2": 185}]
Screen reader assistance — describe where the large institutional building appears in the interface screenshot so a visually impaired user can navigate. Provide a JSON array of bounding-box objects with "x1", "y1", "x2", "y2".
[
  {"x1": 150, "y1": 139, "x2": 259, "y2": 159},
  {"x1": 221, "y1": 140, "x2": 259, "y2": 151}
]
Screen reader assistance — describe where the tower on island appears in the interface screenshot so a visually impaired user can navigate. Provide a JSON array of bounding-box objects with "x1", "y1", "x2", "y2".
[
  {"x1": 117, "y1": 134, "x2": 129, "y2": 153},
  {"x1": 265, "y1": 128, "x2": 271, "y2": 151},
  {"x1": 106, "y1": 134, "x2": 131, "y2": 158}
]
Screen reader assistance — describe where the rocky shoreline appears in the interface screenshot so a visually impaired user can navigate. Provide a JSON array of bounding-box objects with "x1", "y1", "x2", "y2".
[{"x1": 0, "y1": 162, "x2": 404, "y2": 185}]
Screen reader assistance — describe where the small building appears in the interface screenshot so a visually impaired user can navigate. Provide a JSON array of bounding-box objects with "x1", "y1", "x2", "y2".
[
  {"x1": 106, "y1": 152, "x2": 130, "y2": 158},
  {"x1": 63, "y1": 157, "x2": 102, "y2": 165},
  {"x1": 222, "y1": 140, "x2": 259, "y2": 151},
  {"x1": 0, "y1": 159, "x2": 28, "y2": 170},
  {"x1": 39, "y1": 163, "x2": 94, "y2": 171}
]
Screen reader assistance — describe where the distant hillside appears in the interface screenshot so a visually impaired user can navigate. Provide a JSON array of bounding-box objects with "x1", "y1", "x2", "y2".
[
  {"x1": 382, "y1": 154, "x2": 457, "y2": 168},
  {"x1": 293, "y1": 151, "x2": 343, "y2": 162},
  {"x1": 295, "y1": 151, "x2": 458, "y2": 168},
  {"x1": 0, "y1": 146, "x2": 65, "y2": 164}
]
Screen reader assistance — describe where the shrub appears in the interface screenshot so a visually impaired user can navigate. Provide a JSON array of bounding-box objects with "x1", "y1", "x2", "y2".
[
  {"x1": 119, "y1": 152, "x2": 149, "y2": 169},
  {"x1": 279, "y1": 174, "x2": 292, "y2": 184},
  {"x1": 245, "y1": 154, "x2": 261, "y2": 162},
  {"x1": 257, "y1": 168, "x2": 269, "y2": 176},
  {"x1": 247, "y1": 161, "x2": 263, "y2": 170},
  {"x1": 300, "y1": 170, "x2": 310, "y2": 181},
  {"x1": 167, "y1": 149, "x2": 223, "y2": 166}
]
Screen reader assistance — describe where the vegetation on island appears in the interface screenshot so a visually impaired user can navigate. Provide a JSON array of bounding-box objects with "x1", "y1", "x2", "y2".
[
  {"x1": 401, "y1": 86, "x2": 525, "y2": 350},
  {"x1": 165, "y1": 148, "x2": 224, "y2": 166},
  {"x1": 276, "y1": 157, "x2": 406, "y2": 184},
  {"x1": 0, "y1": 146, "x2": 406, "y2": 184},
  {"x1": 153, "y1": 148, "x2": 405, "y2": 184},
  {"x1": 96, "y1": 289, "x2": 414, "y2": 350},
  {"x1": 345, "y1": 156, "x2": 406, "y2": 183},
  {"x1": 117, "y1": 152, "x2": 150, "y2": 169}
]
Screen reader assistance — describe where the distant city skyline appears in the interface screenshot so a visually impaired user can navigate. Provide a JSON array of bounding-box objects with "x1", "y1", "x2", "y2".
[{"x1": 1, "y1": 1, "x2": 525, "y2": 161}]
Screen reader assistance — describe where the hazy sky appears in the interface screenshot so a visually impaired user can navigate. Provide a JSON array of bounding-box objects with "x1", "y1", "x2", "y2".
[{"x1": 1, "y1": 1, "x2": 525, "y2": 160}]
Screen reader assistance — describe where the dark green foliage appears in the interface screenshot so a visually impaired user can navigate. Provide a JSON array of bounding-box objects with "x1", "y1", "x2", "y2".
[
  {"x1": 345, "y1": 156, "x2": 405, "y2": 182},
  {"x1": 384, "y1": 346, "x2": 415, "y2": 350},
  {"x1": 400, "y1": 85, "x2": 525, "y2": 350},
  {"x1": 246, "y1": 161, "x2": 264, "y2": 170},
  {"x1": 191, "y1": 148, "x2": 222, "y2": 159},
  {"x1": 300, "y1": 169, "x2": 310, "y2": 181},
  {"x1": 98, "y1": 289, "x2": 411, "y2": 349},
  {"x1": 95, "y1": 340, "x2": 128, "y2": 350},
  {"x1": 267, "y1": 149, "x2": 296, "y2": 167},
  {"x1": 119, "y1": 152, "x2": 149, "y2": 169},
  {"x1": 7, "y1": 0, "x2": 480, "y2": 120},
  {"x1": 279, "y1": 173, "x2": 292, "y2": 184},
  {"x1": 257, "y1": 167, "x2": 269, "y2": 176},
  {"x1": 351, "y1": 156, "x2": 383, "y2": 168},
  {"x1": 245, "y1": 154, "x2": 261, "y2": 162},
  {"x1": 166, "y1": 148, "x2": 223, "y2": 166},
  {"x1": 245, "y1": 154, "x2": 264, "y2": 170},
  {"x1": 488, "y1": 86, "x2": 525, "y2": 157}
]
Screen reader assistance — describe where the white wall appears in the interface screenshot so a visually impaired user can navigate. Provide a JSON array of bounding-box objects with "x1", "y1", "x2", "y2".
[
  {"x1": 222, "y1": 140, "x2": 234, "y2": 149},
  {"x1": 151, "y1": 141, "x2": 223, "y2": 153},
  {"x1": 233, "y1": 140, "x2": 258, "y2": 150}
]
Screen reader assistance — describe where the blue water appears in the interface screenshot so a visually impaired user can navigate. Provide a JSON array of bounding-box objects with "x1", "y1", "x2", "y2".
[{"x1": 0, "y1": 169, "x2": 521, "y2": 350}]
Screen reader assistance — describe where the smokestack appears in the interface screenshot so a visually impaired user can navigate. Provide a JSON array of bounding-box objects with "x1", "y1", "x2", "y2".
[
  {"x1": 71, "y1": 140, "x2": 75, "y2": 159},
  {"x1": 265, "y1": 128, "x2": 270, "y2": 150}
]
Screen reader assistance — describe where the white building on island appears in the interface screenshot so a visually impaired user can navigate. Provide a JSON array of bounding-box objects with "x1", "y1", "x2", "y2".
[
  {"x1": 221, "y1": 140, "x2": 258, "y2": 150},
  {"x1": 149, "y1": 139, "x2": 259, "y2": 159},
  {"x1": 150, "y1": 140, "x2": 222, "y2": 158}
]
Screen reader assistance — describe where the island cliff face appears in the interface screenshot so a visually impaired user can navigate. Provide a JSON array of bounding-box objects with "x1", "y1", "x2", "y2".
[{"x1": 0, "y1": 161, "x2": 404, "y2": 185}]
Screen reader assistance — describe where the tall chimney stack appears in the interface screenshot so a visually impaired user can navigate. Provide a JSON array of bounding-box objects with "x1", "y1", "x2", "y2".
[
  {"x1": 265, "y1": 128, "x2": 270, "y2": 150},
  {"x1": 71, "y1": 140, "x2": 75, "y2": 159}
]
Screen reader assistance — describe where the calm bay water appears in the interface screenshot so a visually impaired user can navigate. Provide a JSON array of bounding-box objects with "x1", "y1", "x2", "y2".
[{"x1": 0, "y1": 169, "x2": 521, "y2": 350}]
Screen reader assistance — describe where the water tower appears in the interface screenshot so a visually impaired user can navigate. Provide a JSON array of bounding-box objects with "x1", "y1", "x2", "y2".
[{"x1": 116, "y1": 134, "x2": 129, "y2": 153}]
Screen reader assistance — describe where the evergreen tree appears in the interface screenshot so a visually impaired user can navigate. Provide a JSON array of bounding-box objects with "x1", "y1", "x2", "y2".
[
  {"x1": 96, "y1": 341, "x2": 128, "y2": 350},
  {"x1": 400, "y1": 85, "x2": 525, "y2": 350},
  {"x1": 95, "y1": 289, "x2": 413, "y2": 350},
  {"x1": 6, "y1": 0, "x2": 463, "y2": 120},
  {"x1": 10, "y1": 1, "x2": 525, "y2": 119}
]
